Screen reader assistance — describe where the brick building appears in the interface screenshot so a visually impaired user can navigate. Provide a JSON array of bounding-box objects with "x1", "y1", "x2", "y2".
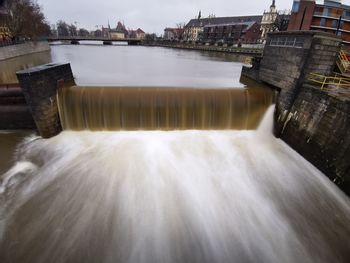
[
  {"x1": 202, "y1": 21, "x2": 261, "y2": 44},
  {"x1": 288, "y1": 0, "x2": 350, "y2": 47},
  {"x1": 183, "y1": 15, "x2": 262, "y2": 43}
]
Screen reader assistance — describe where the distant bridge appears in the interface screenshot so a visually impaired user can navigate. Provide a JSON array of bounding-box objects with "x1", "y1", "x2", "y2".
[{"x1": 47, "y1": 37, "x2": 142, "y2": 45}]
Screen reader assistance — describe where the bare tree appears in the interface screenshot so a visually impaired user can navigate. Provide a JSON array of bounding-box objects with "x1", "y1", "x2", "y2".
[
  {"x1": 5, "y1": 0, "x2": 50, "y2": 38},
  {"x1": 272, "y1": 11, "x2": 291, "y2": 32},
  {"x1": 176, "y1": 22, "x2": 186, "y2": 29},
  {"x1": 79, "y1": 28, "x2": 90, "y2": 37},
  {"x1": 68, "y1": 24, "x2": 77, "y2": 37},
  {"x1": 57, "y1": 20, "x2": 69, "y2": 37},
  {"x1": 145, "y1": 33, "x2": 157, "y2": 41}
]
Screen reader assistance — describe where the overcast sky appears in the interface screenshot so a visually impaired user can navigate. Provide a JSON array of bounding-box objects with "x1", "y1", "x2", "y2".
[{"x1": 37, "y1": 0, "x2": 350, "y2": 34}]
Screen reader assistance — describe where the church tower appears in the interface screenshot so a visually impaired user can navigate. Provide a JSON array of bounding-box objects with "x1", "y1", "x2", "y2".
[{"x1": 260, "y1": 0, "x2": 279, "y2": 43}]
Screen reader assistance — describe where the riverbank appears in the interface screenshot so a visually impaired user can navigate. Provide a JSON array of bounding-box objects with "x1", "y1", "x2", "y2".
[
  {"x1": 0, "y1": 41, "x2": 50, "y2": 61},
  {"x1": 142, "y1": 42, "x2": 263, "y2": 56}
]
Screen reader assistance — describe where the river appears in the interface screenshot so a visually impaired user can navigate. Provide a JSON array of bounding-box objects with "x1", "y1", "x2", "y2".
[{"x1": 0, "y1": 44, "x2": 349, "y2": 263}]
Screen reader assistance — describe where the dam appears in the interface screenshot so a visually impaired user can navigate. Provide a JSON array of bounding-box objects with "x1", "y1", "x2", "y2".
[{"x1": 0, "y1": 42, "x2": 349, "y2": 263}]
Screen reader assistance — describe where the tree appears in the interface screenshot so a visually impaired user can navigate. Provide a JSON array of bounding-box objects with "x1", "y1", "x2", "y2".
[
  {"x1": 94, "y1": 29, "x2": 102, "y2": 38},
  {"x1": 176, "y1": 22, "x2": 186, "y2": 29},
  {"x1": 5, "y1": 0, "x2": 51, "y2": 38},
  {"x1": 68, "y1": 24, "x2": 77, "y2": 36},
  {"x1": 57, "y1": 20, "x2": 69, "y2": 37},
  {"x1": 272, "y1": 11, "x2": 290, "y2": 32},
  {"x1": 79, "y1": 28, "x2": 90, "y2": 37},
  {"x1": 145, "y1": 33, "x2": 157, "y2": 41}
]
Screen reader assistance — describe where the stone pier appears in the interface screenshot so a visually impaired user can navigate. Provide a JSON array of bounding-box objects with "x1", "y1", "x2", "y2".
[{"x1": 16, "y1": 63, "x2": 75, "y2": 138}]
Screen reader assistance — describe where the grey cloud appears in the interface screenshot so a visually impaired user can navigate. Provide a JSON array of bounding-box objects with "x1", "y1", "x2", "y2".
[{"x1": 38, "y1": 0, "x2": 350, "y2": 34}]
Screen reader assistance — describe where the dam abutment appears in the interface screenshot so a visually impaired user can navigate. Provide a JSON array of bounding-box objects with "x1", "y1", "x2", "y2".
[
  {"x1": 16, "y1": 63, "x2": 75, "y2": 138},
  {"x1": 242, "y1": 31, "x2": 350, "y2": 194}
]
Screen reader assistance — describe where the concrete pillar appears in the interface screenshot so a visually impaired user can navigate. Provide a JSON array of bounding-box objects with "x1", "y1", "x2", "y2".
[{"x1": 16, "y1": 63, "x2": 75, "y2": 138}]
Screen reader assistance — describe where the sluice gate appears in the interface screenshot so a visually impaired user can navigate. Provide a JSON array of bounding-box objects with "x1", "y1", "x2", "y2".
[{"x1": 57, "y1": 86, "x2": 273, "y2": 131}]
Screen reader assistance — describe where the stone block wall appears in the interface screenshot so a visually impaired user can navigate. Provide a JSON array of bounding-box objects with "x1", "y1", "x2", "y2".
[
  {"x1": 16, "y1": 63, "x2": 75, "y2": 138},
  {"x1": 0, "y1": 84, "x2": 35, "y2": 129},
  {"x1": 279, "y1": 85, "x2": 350, "y2": 194},
  {"x1": 0, "y1": 41, "x2": 50, "y2": 61},
  {"x1": 259, "y1": 31, "x2": 341, "y2": 114},
  {"x1": 241, "y1": 31, "x2": 349, "y2": 194}
]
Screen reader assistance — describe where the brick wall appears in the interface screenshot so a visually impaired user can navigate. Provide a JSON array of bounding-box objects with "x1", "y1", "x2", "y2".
[{"x1": 287, "y1": 1, "x2": 316, "y2": 31}]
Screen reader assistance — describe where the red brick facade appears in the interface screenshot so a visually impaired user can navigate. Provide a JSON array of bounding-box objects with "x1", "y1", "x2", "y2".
[{"x1": 288, "y1": 0, "x2": 350, "y2": 47}]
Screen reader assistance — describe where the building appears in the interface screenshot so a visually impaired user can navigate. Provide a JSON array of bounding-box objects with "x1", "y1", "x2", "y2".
[
  {"x1": 260, "y1": 0, "x2": 279, "y2": 43},
  {"x1": 202, "y1": 21, "x2": 261, "y2": 44},
  {"x1": 288, "y1": 0, "x2": 350, "y2": 47},
  {"x1": 110, "y1": 21, "x2": 128, "y2": 39},
  {"x1": 128, "y1": 28, "x2": 146, "y2": 40},
  {"x1": 163, "y1": 28, "x2": 184, "y2": 40},
  {"x1": 183, "y1": 15, "x2": 262, "y2": 43},
  {"x1": 0, "y1": 0, "x2": 11, "y2": 40}
]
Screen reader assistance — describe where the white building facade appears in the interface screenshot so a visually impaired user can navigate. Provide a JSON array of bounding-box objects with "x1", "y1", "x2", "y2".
[{"x1": 260, "y1": 0, "x2": 278, "y2": 43}]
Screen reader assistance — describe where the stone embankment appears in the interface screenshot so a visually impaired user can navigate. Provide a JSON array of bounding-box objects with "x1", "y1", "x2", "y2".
[
  {"x1": 241, "y1": 31, "x2": 350, "y2": 194},
  {"x1": 0, "y1": 41, "x2": 51, "y2": 129},
  {"x1": 0, "y1": 41, "x2": 50, "y2": 61},
  {"x1": 142, "y1": 42, "x2": 263, "y2": 56}
]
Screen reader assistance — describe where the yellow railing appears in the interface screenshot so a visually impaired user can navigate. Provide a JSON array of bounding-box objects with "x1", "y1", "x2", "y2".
[
  {"x1": 307, "y1": 73, "x2": 350, "y2": 90},
  {"x1": 338, "y1": 50, "x2": 350, "y2": 74},
  {"x1": 339, "y1": 50, "x2": 348, "y2": 61}
]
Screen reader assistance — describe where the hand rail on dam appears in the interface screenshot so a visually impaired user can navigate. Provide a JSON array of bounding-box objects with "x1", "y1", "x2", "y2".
[
  {"x1": 307, "y1": 73, "x2": 350, "y2": 90},
  {"x1": 337, "y1": 50, "x2": 350, "y2": 75}
]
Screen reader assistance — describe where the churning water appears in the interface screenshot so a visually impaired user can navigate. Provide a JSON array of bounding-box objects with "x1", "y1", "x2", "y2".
[{"x1": 0, "y1": 106, "x2": 349, "y2": 263}]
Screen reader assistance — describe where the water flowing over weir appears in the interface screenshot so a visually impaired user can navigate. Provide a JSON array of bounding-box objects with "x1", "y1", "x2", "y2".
[
  {"x1": 57, "y1": 86, "x2": 273, "y2": 130},
  {"x1": 0, "y1": 106, "x2": 350, "y2": 263}
]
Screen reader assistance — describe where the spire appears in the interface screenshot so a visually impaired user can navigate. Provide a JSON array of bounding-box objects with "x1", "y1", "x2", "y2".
[
  {"x1": 198, "y1": 10, "x2": 202, "y2": 19},
  {"x1": 271, "y1": 0, "x2": 275, "y2": 7}
]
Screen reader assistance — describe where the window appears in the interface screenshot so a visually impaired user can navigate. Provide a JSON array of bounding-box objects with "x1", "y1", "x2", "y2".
[
  {"x1": 269, "y1": 36, "x2": 304, "y2": 48},
  {"x1": 292, "y1": 1, "x2": 300, "y2": 13},
  {"x1": 323, "y1": 8, "x2": 331, "y2": 16},
  {"x1": 340, "y1": 21, "x2": 344, "y2": 29},
  {"x1": 332, "y1": 20, "x2": 338, "y2": 28},
  {"x1": 337, "y1": 31, "x2": 342, "y2": 36},
  {"x1": 320, "y1": 18, "x2": 326, "y2": 27},
  {"x1": 285, "y1": 37, "x2": 295, "y2": 46},
  {"x1": 343, "y1": 10, "x2": 350, "y2": 19},
  {"x1": 295, "y1": 38, "x2": 304, "y2": 47}
]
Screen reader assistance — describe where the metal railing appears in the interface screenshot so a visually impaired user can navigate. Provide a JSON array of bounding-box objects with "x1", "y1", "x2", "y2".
[
  {"x1": 307, "y1": 73, "x2": 350, "y2": 90},
  {"x1": 336, "y1": 49, "x2": 350, "y2": 75}
]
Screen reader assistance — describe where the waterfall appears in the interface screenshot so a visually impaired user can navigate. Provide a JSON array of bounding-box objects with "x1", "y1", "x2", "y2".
[{"x1": 57, "y1": 86, "x2": 273, "y2": 131}]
